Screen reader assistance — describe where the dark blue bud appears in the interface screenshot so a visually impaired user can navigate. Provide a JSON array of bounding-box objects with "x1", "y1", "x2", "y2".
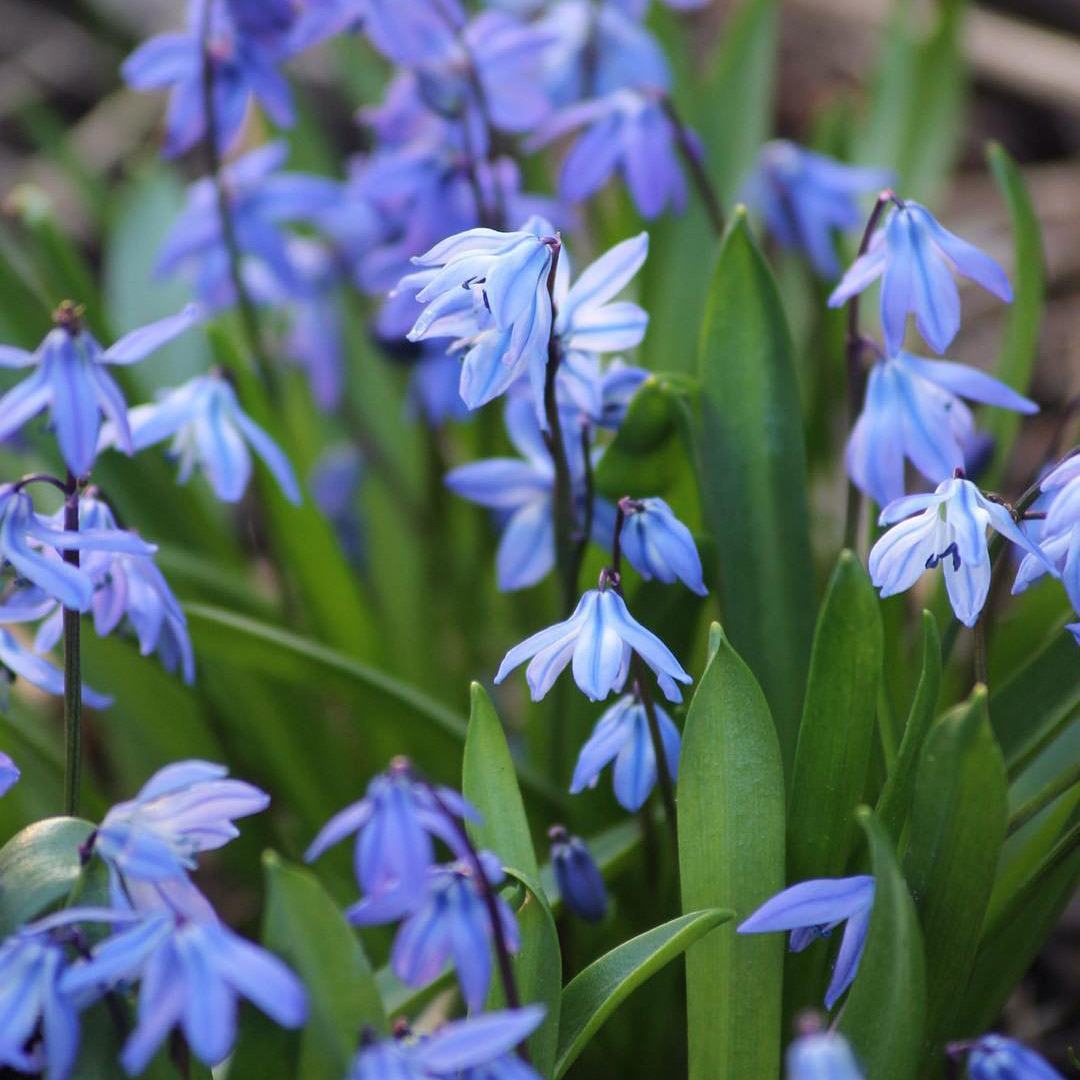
[{"x1": 549, "y1": 826, "x2": 607, "y2": 923}]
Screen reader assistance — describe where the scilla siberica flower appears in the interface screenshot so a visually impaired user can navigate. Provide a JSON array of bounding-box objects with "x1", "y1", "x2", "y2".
[
  {"x1": 0, "y1": 302, "x2": 200, "y2": 478},
  {"x1": 527, "y1": 90, "x2": 691, "y2": 220},
  {"x1": 350, "y1": 852, "x2": 519, "y2": 1011},
  {"x1": 738, "y1": 876, "x2": 875, "y2": 1010},
  {"x1": 556, "y1": 353, "x2": 648, "y2": 430},
  {"x1": 570, "y1": 693, "x2": 681, "y2": 811},
  {"x1": 90, "y1": 760, "x2": 269, "y2": 884},
  {"x1": 347, "y1": 1008, "x2": 545, "y2": 1080},
  {"x1": 103, "y1": 371, "x2": 301, "y2": 505},
  {"x1": 847, "y1": 351, "x2": 1037, "y2": 507},
  {"x1": 955, "y1": 1034, "x2": 1065, "y2": 1079},
  {"x1": 304, "y1": 761, "x2": 474, "y2": 907},
  {"x1": 61, "y1": 905, "x2": 307, "y2": 1074},
  {"x1": 618, "y1": 497, "x2": 706, "y2": 594},
  {"x1": 0, "y1": 750, "x2": 18, "y2": 795},
  {"x1": 828, "y1": 199, "x2": 1013, "y2": 356},
  {"x1": 743, "y1": 141, "x2": 892, "y2": 279},
  {"x1": 786, "y1": 1030, "x2": 865, "y2": 1080},
  {"x1": 549, "y1": 825, "x2": 607, "y2": 922},
  {"x1": 869, "y1": 476, "x2": 1055, "y2": 628},
  {"x1": 495, "y1": 586, "x2": 692, "y2": 703}
]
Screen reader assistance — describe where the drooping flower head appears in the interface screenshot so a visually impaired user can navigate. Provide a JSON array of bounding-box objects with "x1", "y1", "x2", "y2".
[
  {"x1": 828, "y1": 199, "x2": 1013, "y2": 356},
  {"x1": 786, "y1": 1029, "x2": 865, "y2": 1080},
  {"x1": 951, "y1": 1034, "x2": 1065, "y2": 1080},
  {"x1": 738, "y1": 876, "x2": 875, "y2": 1010},
  {"x1": 0, "y1": 302, "x2": 200, "y2": 477},
  {"x1": 869, "y1": 476, "x2": 1055, "y2": 627},
  {"x1": 618, "y1": 497, "x2": 706, "y2": 594},
  {"x1": 549, "y1": 825, "x2": 607, "y2": 922},
  {"x1": 847, "y1": 351, "x2": 1037, "y2": 507},
  {"x1": 570, "y1": 692, "x2": 681, "y2": 811}
]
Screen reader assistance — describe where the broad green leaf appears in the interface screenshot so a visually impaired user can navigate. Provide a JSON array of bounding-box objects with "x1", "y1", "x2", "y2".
[
  {"x1": 785, "y1": 551, "x2": 881, "y2": 1014},
  {"x1": 983, "y1": 143, "x2": 1045, "y2": 486},
  {"x1": 261, "y1": 852, "x2": 385, "y2": 1079},
  {"x1": 678, "y1": 625, "x2": 785, "y2": 1080},
  {"x1": 502, "y1": 868, "x2": 562, "y2": 1078},
  {"x1": 697, "y1": 211, "x2": 815, "y2": 775},
  {"x1": 838, "y1": 809, "x2": 925, "y2": 1080},
  {"x1": 877, "y1": 611, "x2": 943, "y2": 840},
  {"x1": 462, "y1": 683, "x2": 540, "y2": 880},
  {"x1": 554, "y1": 909, "x2": 732, "y2": 1079},
  {"x1": 902, "y1": 689, "x2": 1006, "y2": 1060},
  {"x1": 0, "y1": 817, "x2": 95, "y2": 936}
]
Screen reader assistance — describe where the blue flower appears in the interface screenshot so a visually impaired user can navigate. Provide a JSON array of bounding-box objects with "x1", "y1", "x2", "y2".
[
  {"x1": 0, "y1": 621, "x2": 112, "y2": 711},
  {"x1": 847, "y1": 351, "x2": 1038, "y2": 507},
  {"x1": 408, "y1": 351, "x2": 473, "y2": 426},
  {"x1": 869, "y1": 476, "x2": 1055, "y2": 628},
  {"x1": 0, "y1": 485, "x2": 155, "y2": 612},
  {"x1": 743, "y1": 141, "x2": 892, "y2": 278},
  {"x1": 738, "y1": 876, "x2": 875, "y2": 1010},
  {"x1": 61, "y1": 905, "x2": 307, "y2": 1074},
  {"x1": 828, "y1": 200, "x2": 1013, "y2": 356},
  {"x1": 156, "y1": 141, "x2": 341, "y2": 309},
  {"x1": 347, "y1": 1009, "x2": 545, "y2": 1080},
  {"x1": 960, "y1": 1034, "x2": 1065, "y2": 1079},
  {"x1": 786, "y1": 1030, "x2": 865, "y2": 1080},
  {"x1": 570, "y1": 692, "x2": 680, "y2": 811},
  {"x1": 349, "y1": 853, "x2": 518, "y2": 1012},
  {"x1": 0, "y1": 750, "x2": 18, "y2": 795},
  {"x1": 549, "y1": 826, "x2": 607, "y2": 922},
  {"x1": 310, "y1": 444, "x2": 366, "y2": 564},
  {"x1": 122, "y1": 0, "x2": 296, "y2": 159},
  {"x1": 92, "y1": 760, "x2": 269, "y2": 884},
  {"x1": 354, "y1": 0, "x2": 464, "y2": 67},
  {"x1": 401, "y1": 221, "x2": 557, "y2": 421},
  {"x1": 619, "y1": 497, "x2": 706, "y2": 594},
  {"x1": 495, "y1": 586, "x2": 692, "y2": 703},
  {"x1": 106, "y1": 371, "x2": 301, "y2": 505},
  {"x1": 305, "y1": 762, "x2": 474, "y2": 909},
  {"x1": 527, "y1": 90, "x2": 691, "y2": 219},
  {"x1": 0, "y1": 303, "x2": 200, "y2": 477},
  {"x1": 557, "y1": 353, "x2": 648, "y2": 430}
]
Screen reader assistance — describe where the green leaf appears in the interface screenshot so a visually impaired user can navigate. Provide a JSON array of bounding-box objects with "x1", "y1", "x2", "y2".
[
  {"x1": 678, "y1": 625, "x2": 785, "y2": 1080},
  {"x1": 983, "y1": 142, "x2": 1045, "y2": 486},
  {"x1": 697, "y1": 210, "x2": 815, "y2": 776},
  {"x1": 501, "y1": 868, "x2": 562, "y2": 1078},
  {"x1": 877, "y1": 611, "x2": 943, "y2": 840},
  {"x1": 554, "y1": 909, "x2": 732, "y2": 1079},
  {"x1": 462, "y1": 683, "x2": 540, "y2": 881},
  {"x1": 0, "y1": 817, "x2": 95, "y2": 937},
  {"x1": 262, "y1": 851, "x2": 386, "y2": 1079},
  {"x1": 838, "y1": 809, "x2": 925, "y2": 1080},
  {"x1": 902, "y1": 689, "x2": 1006, "y2": 1060},
  {"x1": 785, "y1": 551, "x2": 882, "y2": 1014}
]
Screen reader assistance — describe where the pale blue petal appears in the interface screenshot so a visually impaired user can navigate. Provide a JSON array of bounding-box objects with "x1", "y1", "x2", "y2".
[
  {"x1": 913, "y1": 203, "x2": 1013, "y2": 302},
  {"x1": 824, "y1": 903, "x2": 871, "y2": 1010},
  {"x1": 232, "y1": 410, "x2": 302, "y2": 504},
  {"x1": 738, "y1": 876, "x2": 874, "y2": 934},
  {"x1": 416, "y1": 1008, "x2": 545, "y2": 1073},
  {"x1": 897, "y1": 353, "x2": 1036, "y2": 413},
  {"x1": 102, "y1": 305, "x2": 201, "y2": 365},
  {"x1": 496, "y1": 499, "x2": 555, "y2": 591}
]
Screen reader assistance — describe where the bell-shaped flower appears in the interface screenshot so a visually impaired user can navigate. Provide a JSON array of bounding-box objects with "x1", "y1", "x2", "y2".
[
  {"x1": 959, "y1": 1035, "x2": 1065, "y2": 1080},
  {"x1": 305, "y1": 761, "x2": 474, "y2": 909},
  {"x1": 847, "y1": 351, "x2": 1037, "y2": 507},
  {"x1": 0, "y1": 303, "x2": 200, "y2": 477},
  {"x1": 351, "y1": 853, "x2": 519, "y2": 1011},
  {"x1": 495, "y1": 586, "x2": 692, "y2": 703},
  {"x1": 122, "y1": 0, "x2": 296, "y2": 159},
  {"x1": 347, "y1": 1009, "x2": 545, "y2": 1080},
  {"x1": 0, "y1": 485, "x2": 155, "y2": 612},
  {"x1": 401, "y1": 220, "x2": 556, "y2": 421},
  {"x1": 92, "y1": 760, "x2": 269, "y2": 883},
  {"x1": 1039, "y1": 450, "x2": 1080, "y2": 540},
  {"x1": 743, "y1": 141, "x2": 892, "y2": 278},
  {"x1": 61, "y1": 904, "x2": 307, "y2": 1075},
  {"x1": 527, "y1": 89, "x2": 690, "y2": 219},
  {"x1": 549, "y1": 826, "x2": 607, "y2": 922},
  {"x1": 570, "y1": 692, "x2": 680, "y2": 811},
  {"x1": 619, "y1": 497, "x2": 706, "y2": 594},
  {"x1": 557, "y1": 353, "x2": 648, "y2": 430},
  {"x1": 786, "y1": 1031, "x2": 865, "y2": 1080},
  {"x1": 0, "y1": 750, "x2": 18, "y2": 795},
  {"x1": 869, "y1": 476, "x2": 1055, "y2": 627},
  {"x1": 103, "y1": 371, "x2": 301, "y2": 505},
  {"x1": 828, "y1": 200, "x2": 1013, "y2": 356},
  {"x1": 738, "y1": 875, "x2": 875, "y2": 1010}
]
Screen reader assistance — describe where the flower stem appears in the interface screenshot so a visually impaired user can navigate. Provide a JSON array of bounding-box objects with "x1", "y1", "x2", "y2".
[
  {"x1": 972, "y1": 616, "x2": 988, "y2": 690},
  {"x1": 659, "y1": 95, "x2": 725, "y2": 237},
  {"x1": 199, "y1": 3, "x2": 278, "y2": 399},
  {"x1": 842, "y1": 190, "x2": 896, "y2": 551},
  {"x1": 633, "y1": 668, "x2": 679, "y2": 854},
  {"x1": 62, "y1": 470, "x2": 81, "y2": 817}
]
